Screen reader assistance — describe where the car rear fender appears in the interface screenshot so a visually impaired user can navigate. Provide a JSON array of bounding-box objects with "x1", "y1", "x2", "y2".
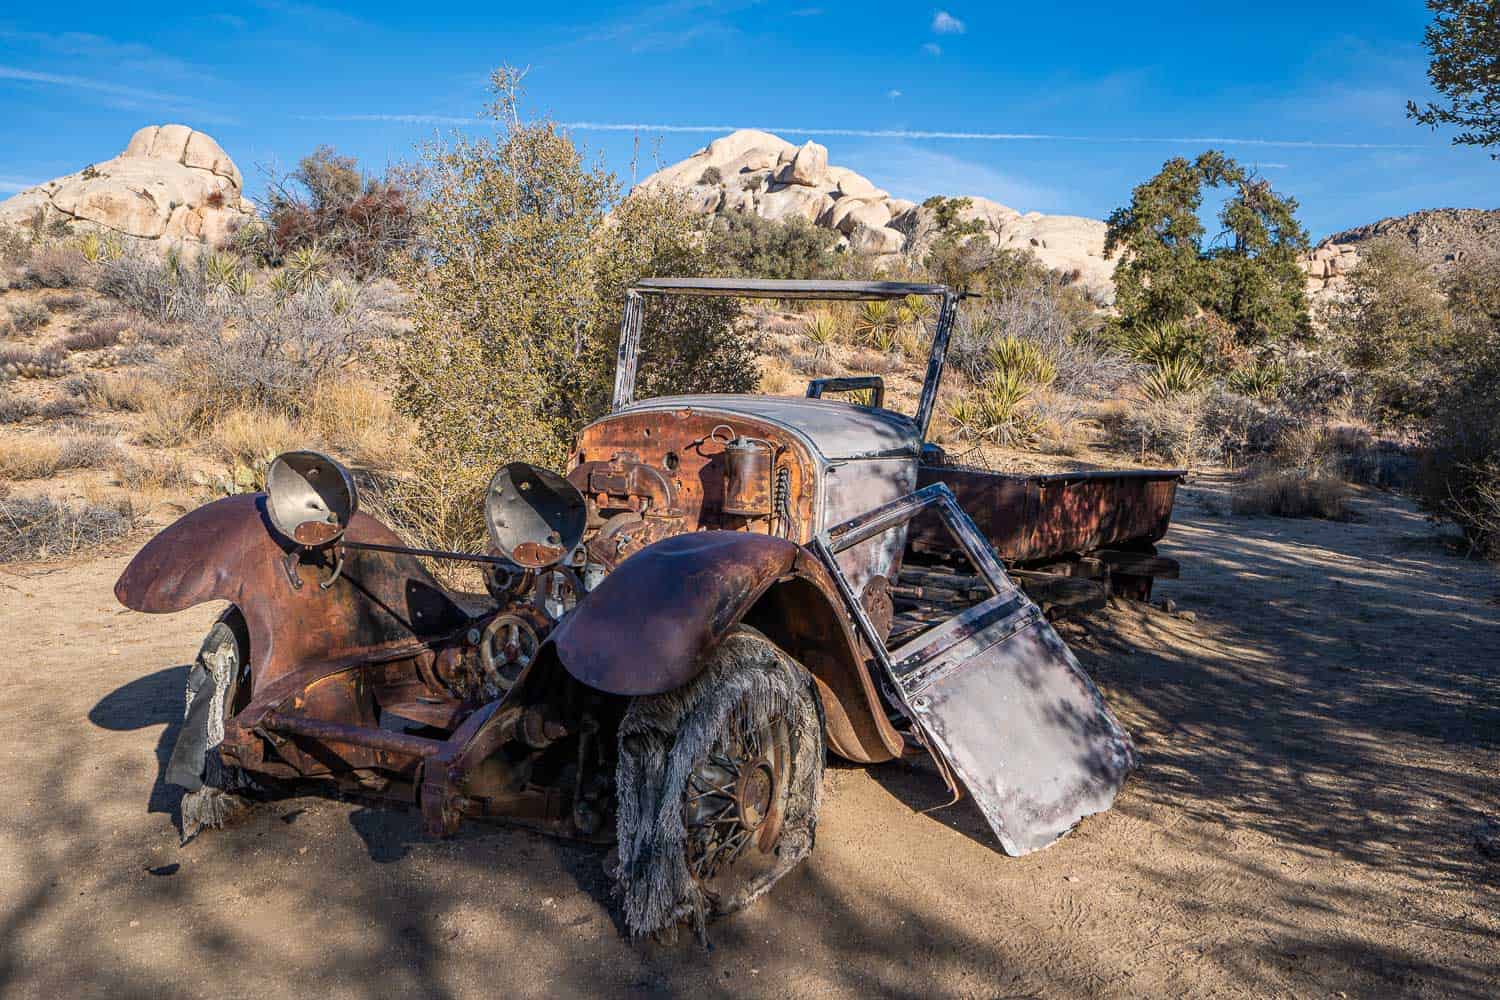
[{"x1": 546, "y1": 530, "x2": 903, "y2": 763}]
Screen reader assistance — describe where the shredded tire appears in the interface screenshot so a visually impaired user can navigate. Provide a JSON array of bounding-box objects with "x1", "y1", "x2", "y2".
[
  {"x1": 612, "y1": 626, "x2": 824, "y2": 942},
  {"x1": 171, "y1": 612, "x2": 258, "y2": 842}
]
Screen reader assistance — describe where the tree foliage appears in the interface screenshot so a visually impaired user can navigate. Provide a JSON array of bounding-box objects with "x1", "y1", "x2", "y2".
[
  {"x1": 1407, "y1": 0, "x2": 1500, "y2": 156},
  {"x1": 257, "y1": 146, "x2": 417, "y2": 277},
  {"x1": 706, "y1": 213, "x2": 844, "y2": 280},
  {"x1": 1323, "y1": 237, "x2": 1453, "y2": 416},
  {"x1": 1104, "y1": 151, "x2": 1310, "y2": 344},
  {"x1": 388, "y1": 68, "x2": 752, "y2": 492}
]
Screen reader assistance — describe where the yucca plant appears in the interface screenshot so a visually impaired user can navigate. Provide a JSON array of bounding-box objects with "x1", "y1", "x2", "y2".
[
  {"x1": 1142, "y1": 356, "x2": 1208, "y2": 401},
  {"x1": 1226, "y1": 361, "x2": 1285, "y2": 401},
  {"x1": 854, "y1": 300, "x2": 895, "y2": 344},
  {"x1": 948, "y1": 370, "x2": 1039, "y2": 447},
  {"x1": 283, "y1": 245, "x2": 332, "y2": 291},
  {"x1": 1123, "y1": 322, "x2": 1198, "y2": 368},
  {"x1": 803, "y1": 310, "x2": 840, "y2": 348},
  {"x1": 204, "y1": 252, "x2": 242, "y2": 293},
  {"x1": 988, "y1": 336, "x2": 1057, "y2": 388},
  {"x1": 897, "y1": 292, "x2": 934, "y2": 328},
  {"x1": 869, "y1": 324, "x2": 901, "y2": 354}
]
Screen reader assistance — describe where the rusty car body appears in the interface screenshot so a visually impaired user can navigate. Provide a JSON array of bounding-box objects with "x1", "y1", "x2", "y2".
[{"x1": 117, "y1": 277, "x2": 1182, "y2": 939}]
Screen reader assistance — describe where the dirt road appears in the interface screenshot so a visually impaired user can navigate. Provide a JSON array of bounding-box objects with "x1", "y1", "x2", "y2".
[{"x1": 2, "y1": 480, "x2": 1497, "y2": 998}]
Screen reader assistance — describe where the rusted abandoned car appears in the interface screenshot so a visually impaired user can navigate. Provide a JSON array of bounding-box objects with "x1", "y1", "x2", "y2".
[{"x1": 117, "y1": 278, "x2": 1182, "y2": 940}]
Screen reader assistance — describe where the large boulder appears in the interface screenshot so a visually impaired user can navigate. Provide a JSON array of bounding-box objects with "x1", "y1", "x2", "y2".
[
  {"x1": 628, "y1": 128, "x2": 1124, "y2": 296},
  {"x1": 0, "y1": 124, "x2": 254, "y2": 251},
  {"x1": 778, "y1": 141, "x2": 829, "y2": 187}
]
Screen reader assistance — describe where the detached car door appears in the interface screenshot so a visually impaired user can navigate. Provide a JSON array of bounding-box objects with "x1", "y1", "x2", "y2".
[{"x1": 812, "y1": 483, "x2": 1136, "y2": 855}]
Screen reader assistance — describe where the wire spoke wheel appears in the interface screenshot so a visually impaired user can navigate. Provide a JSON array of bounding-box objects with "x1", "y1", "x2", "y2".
[
  {"x1": 683, "y1": 718, "x2": 792, "y2": 904},
  {"x1": 614, "y1": 626, "x2": 825, "y2": 942}
]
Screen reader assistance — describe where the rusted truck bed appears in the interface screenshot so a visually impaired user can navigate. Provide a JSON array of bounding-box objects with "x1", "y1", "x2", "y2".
[{"x1": 910, "y1": 464, "x2": 1184, "y2": 566}]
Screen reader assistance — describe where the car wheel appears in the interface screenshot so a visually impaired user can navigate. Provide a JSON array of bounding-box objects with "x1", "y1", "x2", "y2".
[
  {"x1": 614, "y1": 625, "x2": 825, "y2": 943},
  {"x1": 171, "y1": 608, "x2": 258, "y2": 840}
]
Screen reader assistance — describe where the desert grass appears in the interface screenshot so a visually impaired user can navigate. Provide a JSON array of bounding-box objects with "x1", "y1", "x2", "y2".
[
  {"x1": 0, "y1": 435, "x2": 122, "y2": 480},
  {"x1": 305, "y1": 376, "x2": 413, "y2": 469},
  {"x1": 0, "y1": 496, "x2": 136, "y2": 562},
  {"x1": 1232, "y1": 471, "x2": 1354, "y2": 520},
  {"x1": 210, "y1": 407, "x2": 306, "y2": 467}
]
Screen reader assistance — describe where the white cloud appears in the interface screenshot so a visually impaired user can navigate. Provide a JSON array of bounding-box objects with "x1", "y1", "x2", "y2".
[
  {"x1": 308, "y1": 113, "x2": 1434, "y2": 153},
  {"x1": 0, "y1": 65, "x2": 192, "y2": 105},
  {"x1": 932, "y1": 10, "x2": 965, "y2": 34},
  {"x1": 887, "y1": 89, "x2": 903, "y2": 99},
  {"x1": 922, "y1": 42, "x2": 942, "y2": 56}
]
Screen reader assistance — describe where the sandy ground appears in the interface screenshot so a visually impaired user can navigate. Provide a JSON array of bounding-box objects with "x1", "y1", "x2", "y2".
[{"x1": 1, "y1": 478, "x2": 1498, "y2": 999}]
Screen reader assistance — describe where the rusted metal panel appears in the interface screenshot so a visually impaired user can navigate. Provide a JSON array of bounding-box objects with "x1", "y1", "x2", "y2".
[
  {"x1": 913, "y1": 464, "x2": 1183, "y2": 564},
  {"x1": 816, "y1": 482, "x2": 1136, "y2": 856},
  {"x1": 548, "y1": 531, "x2": 800, "y2": 695},
  {"x1": 115, "y1": 493, "x2": 477, "y2": 695},
  {"x1": 891, "y1": 596, "x2": 1136, "y2": 855}
]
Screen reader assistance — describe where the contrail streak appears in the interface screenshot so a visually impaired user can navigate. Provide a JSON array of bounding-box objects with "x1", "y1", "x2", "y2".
[{"x1": 302, "y1": 113, "x2": 1428, "y2": 151}]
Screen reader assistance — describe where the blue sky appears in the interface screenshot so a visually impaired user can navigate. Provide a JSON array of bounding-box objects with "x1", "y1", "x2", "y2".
[{"x1": 0, "y1": 3, "x2": 1493, "y2": 239}]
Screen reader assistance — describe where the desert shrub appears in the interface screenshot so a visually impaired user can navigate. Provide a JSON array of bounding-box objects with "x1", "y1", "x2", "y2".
[
  {"x1": 94, "y1": 251, "x2": 198, "y2": 323},
  {"x1": 113, "y1": 453, "x2": 192, "y2": 492},
  {"x1": 699, "y1": 166, "x2": 722, "y2": 185},
  {"x1": 389, "y1": 67, "x2": 755, "y2": 550},
  {"x1": 257, "y1": 146, "x2": 418, "y2": 277},
  {"x1": 1196, "y1": 390, "x2": 1292, "y2": 466},
  {"x1": 135, "y1": 387, "x2": 196, "y2": 448},
  {"x1": 950, "y1": 278, "x2": 1127, "y2": 396},
  {"x1": 60, "y1": 316, "x2": 129, "y2": 352},
  {"x1": 706, "y1": 212, "x2": 844, "y2": 281},
  {"x1": 44, "y1": 292, "x2": 87, "y2": 313},
  {"x1": 1096, "y1": 396, "x2": 1209, "y2": 465},
  {"x1": 81, "y1": 372, "x2": 152, "y2": 412},
  {"x1": 1322, "y1": 237, "x2": 1452, "y2": 418},
  {"x1": 0, "y1": 346, "x2": 67, "y2": 379},
  {"x1": 758, "y1": 360, "x2": 795, "y2": 395},
  {"x1": 23, "y1": 243, "x2": 90, "y2": 288},
  {"x1": 0, "y1": 226, "x2": 30, "y2": 269},
  {"x1": 1233, "y1": 471, "x2": 1353, "y2": 520},
  {"x1": 7, "y1": 301, "x2": 50, "y2": 334},
  {"x1": 0, "y1": 393, "x2": 37, "y2": 423},
  {"x1": 39, "y1": 397, "x2": 85, "y2": 420},
  {"x1": 1421, "y1": 306, "x2": 1500, "y2": 555},
  {"x1": 0, "y1": 496, "x2": 136, "y2": 562},
  {"x1": 175, "y1": 277, "x2": 380, "y2": 422}
]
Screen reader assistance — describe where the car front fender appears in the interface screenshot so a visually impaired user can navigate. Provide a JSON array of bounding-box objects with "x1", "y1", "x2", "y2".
[
  {"x1": 115, "y1": 493, "x2": 475, "y2": 684},
  {"x1": 548, "y1": 530, "x2": 904, "y2": 763}
]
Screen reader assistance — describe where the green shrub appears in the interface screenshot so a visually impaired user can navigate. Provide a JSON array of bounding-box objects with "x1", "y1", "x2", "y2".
[
  {"x1": 388, "y1": 68, "x2": 756, "y2": 550},
  {"x1": 706, "y1": 212, "x2": 843, "y2": 281}
]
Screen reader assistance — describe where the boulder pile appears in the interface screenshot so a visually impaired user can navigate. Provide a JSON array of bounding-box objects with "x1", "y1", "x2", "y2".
[
  {"x1": 634, "y1": 129, "x2": 1119, "y2": 303},
  {"x1": 0, "y1": 124, "x2": 255, "y2": 251}
]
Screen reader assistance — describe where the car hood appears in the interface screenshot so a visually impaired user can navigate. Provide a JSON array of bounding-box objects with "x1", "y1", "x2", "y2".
[{"x1": 619, "y1": 394, "x2": 921, "y2": 463}]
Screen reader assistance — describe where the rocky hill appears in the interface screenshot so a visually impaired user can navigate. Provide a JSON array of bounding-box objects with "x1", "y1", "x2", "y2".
[
  {"x1": 1301, "y1": 208, "x2": 1500, "y2": 299},
  {"x1": 0, "y1": 124, "x2": 254, "y2": 251},
  {"x1": 635, "y1": 129, "x2": 1119, "y2": 303}
]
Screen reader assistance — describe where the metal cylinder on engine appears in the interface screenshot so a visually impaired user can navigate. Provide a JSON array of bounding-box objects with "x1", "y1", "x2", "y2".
[{"x1": 719, "y1": 432, "x2": 774, "y2": 518}]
